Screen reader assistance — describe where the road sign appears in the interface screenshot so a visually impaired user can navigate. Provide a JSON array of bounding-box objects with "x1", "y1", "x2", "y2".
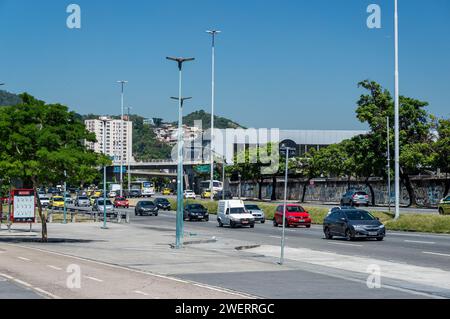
[
  {"x1": 195, "y1": 165, "x2": 211, "y2": 174},
  {"x1": 12, "y1": 189, "x2": 36, "y2": 223},
  {"x1": 114, "y1": 166, "x2": 127, "y2": 173}
]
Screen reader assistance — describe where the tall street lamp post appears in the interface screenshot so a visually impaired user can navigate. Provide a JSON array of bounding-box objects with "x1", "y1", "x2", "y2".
[
  {"x1": 279, "y1": 145, "x2": 295, "y2": 266},
  {"x1": 126, "y1": 106, "x2": 132, "y2": 194},
  {"x1": 117, "y1": 81, "x2": 128, "y2": 197},
  {"x1": 394, "y1": 0, "x2": 401, "y2": 220},
  {"x1": 167, "y1": 56, "x2": 194, "y2": 249},
  {"x1": 387, "y1": 117, "x2": 392, "y2": 213},
  {"x1": 63, "y1": 170, "x2": 67, "y2": 224},
  {"x1": 100, "y1": 117, "x2": 110, "y2": 229},
  {"x1": 207, "y1": 30, "x2": 221, "y2": 201}
]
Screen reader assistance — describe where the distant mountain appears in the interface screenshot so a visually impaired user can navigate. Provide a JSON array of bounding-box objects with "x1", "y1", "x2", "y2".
[
  {"x1": 0, "y1": 90, "x2": 22, "y2": 106},
  {"x1": 179, "y1": 110, "x2": 245, "y2": 129}
]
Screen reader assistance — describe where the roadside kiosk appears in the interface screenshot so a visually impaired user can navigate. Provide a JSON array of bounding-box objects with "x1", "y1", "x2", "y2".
[{"x1": 11, "y1": 189, "x2": 36, "y2": 231}]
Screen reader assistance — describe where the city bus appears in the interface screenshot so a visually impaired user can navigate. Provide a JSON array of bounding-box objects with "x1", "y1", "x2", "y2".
[
  {"x1": 200, "y1": 180, "x2": 223, "y2": 194},
  {"x1": 130, "y1": 181, "x2": 155, "y2": 197}
]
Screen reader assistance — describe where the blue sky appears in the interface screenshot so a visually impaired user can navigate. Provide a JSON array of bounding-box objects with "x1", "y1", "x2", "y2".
[{"x1": 0, "y1": 0, "x2": 449, "y2": 129}]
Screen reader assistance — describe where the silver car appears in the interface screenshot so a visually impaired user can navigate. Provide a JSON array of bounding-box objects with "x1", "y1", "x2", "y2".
[
  {"x1": 75, "y1": 196, "x2": 90, "y2": 207},
  {"x1": 245, "y1": 204, "x2": 266, "y2": 224},
  {"x1": 93, "y1": 198, "x2": 114, "y2": 212}
]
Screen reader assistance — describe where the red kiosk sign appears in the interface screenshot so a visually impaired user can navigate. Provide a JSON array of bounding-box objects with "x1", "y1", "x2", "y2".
[{"x1": 12, "y1": 189, "x2": 36, "y2": 223}]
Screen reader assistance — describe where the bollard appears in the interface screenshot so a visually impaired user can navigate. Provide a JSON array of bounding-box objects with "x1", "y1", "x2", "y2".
[
  {"x1": 48, "y1": 211, "x2": 53, "y2": 223},
  {"x1": 126, "y1": 211, "x2": 130, "y2": 224},
  {"x1": 95, "y1": 212, "x2": 98, "y2": 223},
  {"x1": 117, "y1": 212, "x2": 122, "y2": 224},
  {"x1": 71, "y1": 213, "x2": 76, "y2": 223}
]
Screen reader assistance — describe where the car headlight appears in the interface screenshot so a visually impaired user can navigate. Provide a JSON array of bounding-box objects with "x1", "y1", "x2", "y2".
[{"x1": 379, "y1": 225, "x2": 385, "y2": 229}]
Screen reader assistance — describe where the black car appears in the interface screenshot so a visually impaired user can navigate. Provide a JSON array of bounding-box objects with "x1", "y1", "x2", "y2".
[
  {"x1": 154, "y1": 198, "x2": 171, "y2": 211},
  {"x1": 213, "y1": 190, "x2": 233, "y2": 200},
  {"x1": 323, "y1": 209, "x2": 385, "y2": 241},
  {"x1": 127, "y1": 189, "x2": 142, "y2": 198},
  {"x1": 184, "y1": 204, "x2": 209, "y2": 221},
  {"x1": 135, "y1": 201, "x2": 159, "y2": 216}
]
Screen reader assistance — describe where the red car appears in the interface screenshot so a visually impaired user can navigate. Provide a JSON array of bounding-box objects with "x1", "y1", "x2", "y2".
[
  {"x1": 273, "y1": 204, "x2": 312, "y2": 228},
  {"x1": 114, "y1": 197, "x2": 129, "y2": 209}
]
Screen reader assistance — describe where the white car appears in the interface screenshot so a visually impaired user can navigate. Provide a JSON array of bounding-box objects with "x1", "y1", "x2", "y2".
[
  {"x1": 183, "y1": 190, "x2": 197, "y2": 199},
  {"x1": 39, "y1": 197, "x2": 50, "y2": 207},
  {"x1": 217, "y1": 200, "x2": 255, "y2": 228},
  {"x1": 108, "y1": 191, "x2": 117, "y2": 198}
]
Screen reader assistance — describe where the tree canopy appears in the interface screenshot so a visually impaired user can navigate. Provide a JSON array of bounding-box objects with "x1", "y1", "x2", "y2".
[{"x1": 0, "y1": 93, "x2": 110, "y2": 241}]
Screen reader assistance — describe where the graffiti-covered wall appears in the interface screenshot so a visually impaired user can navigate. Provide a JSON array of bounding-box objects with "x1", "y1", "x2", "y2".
[{"x1": 230, "y1": 177, "x2": 448, "y2": 208}]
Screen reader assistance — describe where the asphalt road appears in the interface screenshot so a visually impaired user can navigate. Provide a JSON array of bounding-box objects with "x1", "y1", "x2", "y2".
[
  {"x1": 68, "y1": 203, "x2": 450, "y2": 271},
  {"x1": 23, "y1": 202, "x2": 449, "y2": 299}
]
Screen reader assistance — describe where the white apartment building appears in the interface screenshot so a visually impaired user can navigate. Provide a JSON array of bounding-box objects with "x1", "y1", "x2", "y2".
[{"x1": 85, "y1": 117, "x2": 133, "y2": 164}]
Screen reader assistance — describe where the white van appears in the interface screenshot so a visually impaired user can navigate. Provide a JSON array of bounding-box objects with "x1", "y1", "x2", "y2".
[{"x1": 217, "y1": 200, "x2": 255, "y2": 228}]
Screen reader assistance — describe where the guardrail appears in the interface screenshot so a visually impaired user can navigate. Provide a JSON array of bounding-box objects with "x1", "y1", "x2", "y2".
[{"x1": 46, "y1": 206, "x2": 130, "y2": 224}]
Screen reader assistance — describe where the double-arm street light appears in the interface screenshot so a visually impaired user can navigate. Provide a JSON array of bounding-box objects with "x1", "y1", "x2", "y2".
[
  {"x1": 167, "y1": 56, "x2": 195, "y2": 249},
  {"x1": 99, "y1": 117, "x2": 111, "y2": 229},
  {"x1": 117, "y1": 80, "x2": 128, "y2": 198},
  {"x1": 206, "y1": 30, "x2": 221, "y2": 201}
]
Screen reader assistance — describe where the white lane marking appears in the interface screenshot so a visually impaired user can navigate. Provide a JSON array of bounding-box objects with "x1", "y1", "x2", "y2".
[
  {"x1": 134, "y1": 290, "x2": 149, "y2": 296},
  {"x1": 405, "y1": 240, "x2": 435, "y2": 245},
  {"x1": 0, "y1": 273, "x2": 14, "y2": 280},
  {"x1": 423, "y1": 251, "x2": 450, "y2": 258},
  {"x1": 17, "y1": 257, "x2": 31, "y2": 262},
  {"x1": 270, "y1": 236, "x2": 281, "y2": 239},
  {"x1": 8, "y1": 243, "x2": 256, "y2": 299},
  {"x1": 84, "y1": 276, "x2": 103, "y2": 282},
  {"x1": 14, "y1": 279, "x2": 32, "y2": 287},
  {"x1": 0, "y1": 273, "x2": 61, "y2": 299},
  {"x1": 328, "y1": 242, "x2": 364, "y2": 247},
  {"x1": 34, "y1": 287, "x2": 61, "y2": 299},
  {"x1": 47, "y1": 265, "x2": 63, "y2": 271}
]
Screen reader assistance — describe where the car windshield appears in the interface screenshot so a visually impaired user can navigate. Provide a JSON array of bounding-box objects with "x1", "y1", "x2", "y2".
[
  {"x1": 286, "y1": 206, "x2": 305, "y2": 212},
  {"x1": 245, "y1": 205, "x2": 260, "y2": 210},
  {"x1": 116, "y1": 197, "x2": 126, "y2": 201},
  {"x1": 344, "y1": 210, "x2": 375, "y2": 221},
  {"x1": 445, "y1": 196, "x2": 450, "y2": 201},
  {"x1": 189, "y1": 204, "x2": 204, "y2": 210},
  {"x1": 141, "y1": 202, "x2": 154, "y2": 207},
  {"x1": 229, "y1": 207, "x2": 246, "y2": 215},
  {"x1": 98, "y1": 200, "x2": 112, "y2": 206},
  {"x1": 41, "y1": 197, "x2": 49, "y2": 201},
  {"x1": 78, "y1": 197, "x2": 88, "y2": 200},
  {"x1": 158, "y1": 199, "x2": 169, "y2": 203},
  {"x1": 53, "y1": 198, "x2": 63, "y2": 202},
  {"x1": 355, "y1": 192, "x2": 368, "y2": 196}
]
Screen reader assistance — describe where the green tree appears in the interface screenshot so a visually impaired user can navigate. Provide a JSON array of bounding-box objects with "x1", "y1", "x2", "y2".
[
  {"x1": 356, "y1": 80, "x2": 433, "y2": 206},
  {"x1": 0, "y1": 93, "x2": 110, "y2": 241},
  {"x1": 431, "y1": 118, "x2": 450, "y2": 196}
]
